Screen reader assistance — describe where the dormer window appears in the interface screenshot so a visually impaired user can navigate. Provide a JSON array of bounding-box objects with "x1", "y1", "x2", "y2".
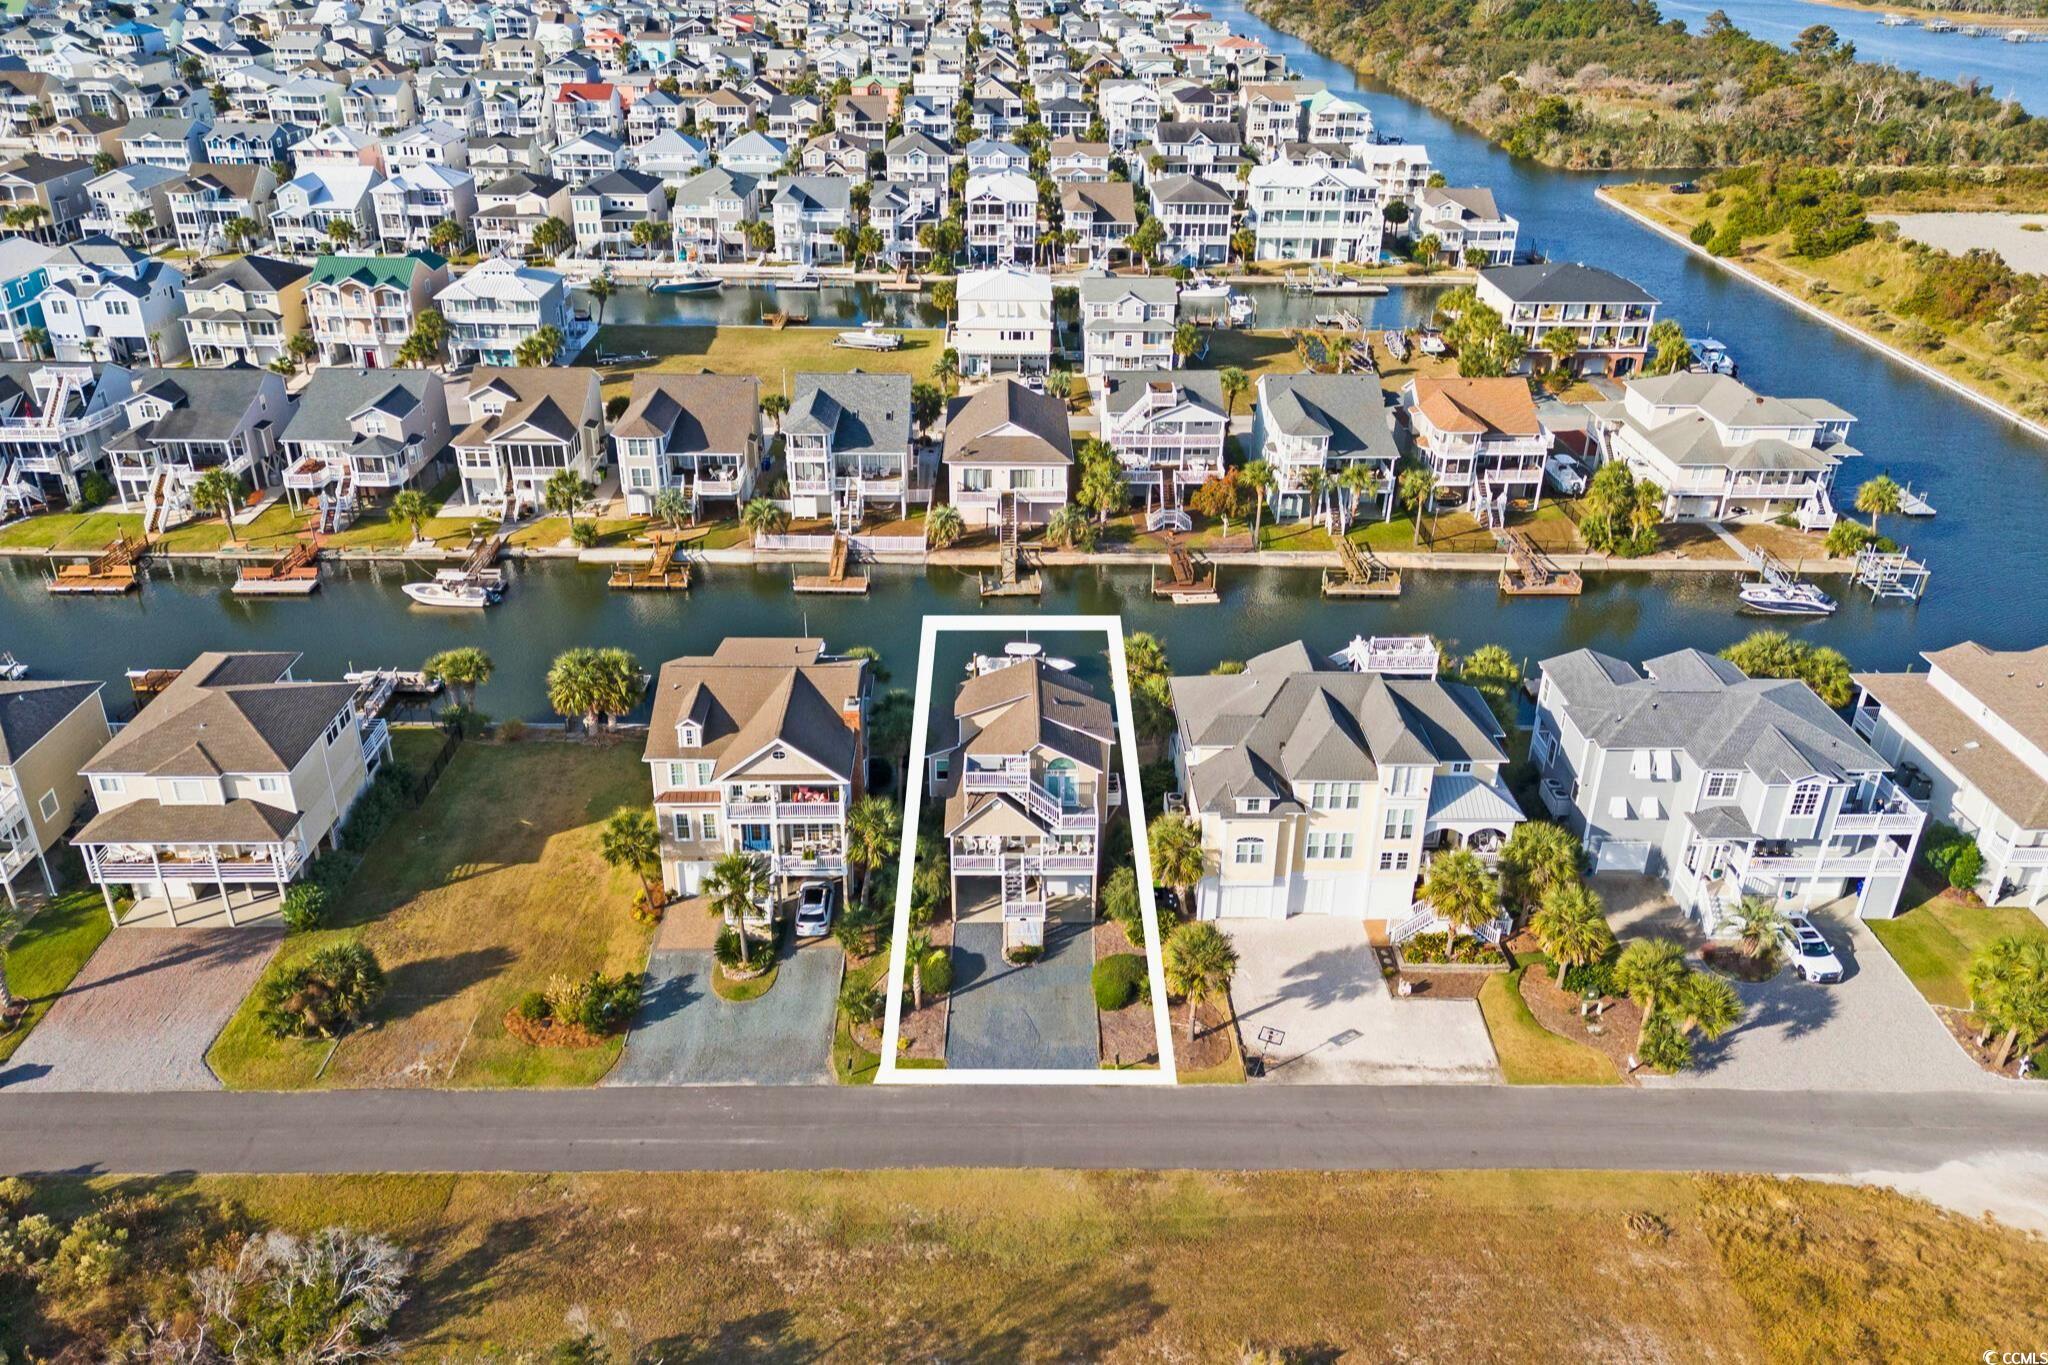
[
  {"x1": 676, "y1": 720, "x2": 701, "y2": 747},
  {"x1": 1789, "y1": 780, "x2": 1823, "y2": 818},
  {"x1": 1236, "y1": 797, "x2": 1268, "y2": 814}
]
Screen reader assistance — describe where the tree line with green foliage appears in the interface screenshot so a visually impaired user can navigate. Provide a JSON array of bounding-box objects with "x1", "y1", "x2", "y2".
[{"x1": 1249, "y1": 0, "x2": 2048, "y2": 170}]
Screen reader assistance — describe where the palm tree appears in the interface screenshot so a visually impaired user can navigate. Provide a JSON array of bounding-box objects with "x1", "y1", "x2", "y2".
[
  {"x1": 1399, "y1": 465, "x2": 1438, "y2": 545},
  {"x1": 759, "y1": 392, "x2": 790, "y2": 435},
  {"x1": 1968, "y1": 935, "x2": 2048, "y2": 1068},
  {"x1": 427, "y1": 217, "x2": 464, "y2": 257},
  {"x1": 19, "y1": 325, "x2": 48, "y2": 360},
  {"x1": 905, "y1": 928, "x2": 934, "y2": 1010},
  {"x1": 1146, "y1": 812, "x2": 1208, "y2": 916},
  {"x1": 741, "y1": 495, "x2": 790, "y2": 544},
  {"x1": 846, "y1": 794, "x2": 900, "y2": 916},
  {"x1": 1241, "y1": 459, "x2": 1274, "y2": 544},
  {"x1": 1530, "y1": 881, "x2": 1615, "y2": 992},
  {"x1": 388, "y1": 488, "x2": 432, "y2": 544},
  {"x1": 1420, "y1": 848, "x2": 1499, "y2": 939},
  {"x1": 530, "y1": 216, "x2": 573, "y2": 262},
  {"x1": 925, "y1": 501, "x2": 965, "y2": 549},
  {"x1": 1540, "y1": 326, "x2": 1579, "y2": 374},
  {"x1": 543, "y1": 468, "x2": 592, "y2": 531},
  {"x1": 1729, "y1": 895, "x2": 1786, "y2": 960},
  {"x1": 599, "y1": 807, "x2": 664, "y2": 908},
  {"x1": 1499, "y1": 821, "x2": 1583, "y2": 911},
  {"x1": 190, "y1": 467, "x2": 245, "y2": 543},
  {"x1": 546, "y1": 647, "x2": 605, "y2": 734},
  {"x1": 1855, "y1": 474, "x2": 1903, "y2": 536},
  {"x1": 1045, "y1": 503, "x2": 1093, "y2": 549},
  {"x1": 589, "y1": 647, "x2": 645, "y2": 727},
  {"x1": 124, "y1": 207, "x2": 156, "y2": 245},
  {"x1": 1297, "y1": 466, "x2": 1329, "y2": 531},
  {"x1": 1613, "y1": 937, "x2": 1690, "y2": 1060},
  {"x1": 586, "y1": 273, "x2": 615, "y2": 332},
  {"x1": 1334, "y1": 462, "x2": 1382, "y2": 530},
  {"x1": 325, "y1": 217, "x2": 357, "y2": 249},
  {"x1": 1163, "y1": 921, "x2": 1237, "y2": 1039},
  {"x1": 933, "y1": 347, "x2": 960, "y2": 396},
  {"x1": 1673, "y1": 971, "x2": 1741, "y2": 1046},
  {"x1": 1171, "y1": 322, "x2": 1200, "y2": 368},
  {"x1": 516, "y1": 325, "x2": 565, "y2": 367},
  {"x1": 651, "y1": 486, "x2": 691, "y2": 530},
  {"x1": 422, "y1": 646, "x2": 493, "y2": 708},
  {"x1": 1218, "y1": 366, "x2": 1250, "y2": 418},
  {"x1": 703, "y1": 850, "x2": 771, "y2": 967}
]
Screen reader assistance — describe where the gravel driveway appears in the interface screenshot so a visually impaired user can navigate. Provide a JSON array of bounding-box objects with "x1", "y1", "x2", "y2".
[
  {"x1": 1643, "y1": 911, "x2": 2002, "y2": 1093},
  {"x1": 606, "y1": 941, "x2": 840, "y2": 1085},
  {"x1": 0, "y1": 927, "x2": 281, "y2": 1093},
  {"x1": 1224, "y1": 917, "x2": 1499, "y2": 1085},
  {"x1": 946, "y1": 920, "x2": 1097, "y2": 1070}
]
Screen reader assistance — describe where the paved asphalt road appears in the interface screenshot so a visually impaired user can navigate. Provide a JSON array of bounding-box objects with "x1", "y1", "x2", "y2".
[{"x1": 3, "y1": 1087, "x2": 2045, "y2": 1176}]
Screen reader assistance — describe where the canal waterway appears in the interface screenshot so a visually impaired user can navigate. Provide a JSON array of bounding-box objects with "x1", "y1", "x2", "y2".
[{"x1": 4, "y1": 0, "x2": 2044, "y2": 717}]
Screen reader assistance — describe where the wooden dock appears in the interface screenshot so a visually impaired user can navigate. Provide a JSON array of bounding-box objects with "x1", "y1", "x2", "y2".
[
  {"x1": 49, "y1": 533, "x2": 146, "y2": 595},
  {"x1": 1152, "y1": 536, "x2": 1219, "y2": 604},
  {"x1": 609, "y1": 530, "x2": 696, "y2": 591},
  {"x1": 232, "y1": 538, "x2": 322, "y2": 595},
  {"x1": 794, "y1": 532, "x2": 870, "y2": 594},
  {"x1": 1497, "y1": 530, "x2": 1582, "y2": 597},
  {"x1": 126, "y1": 667, "x2": 182, "y2": 707},
  {"x1": 1323, "y1": 537, "x2": 1401, "y2": 597},
  {"x1": 979, "y1": 502, "x2": 1042, "y2": 597}
]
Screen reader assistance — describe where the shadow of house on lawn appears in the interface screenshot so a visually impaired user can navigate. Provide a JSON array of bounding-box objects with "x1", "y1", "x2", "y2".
[{"x1": 371, "y1": 946, "x2": 519, "y2": 1024}]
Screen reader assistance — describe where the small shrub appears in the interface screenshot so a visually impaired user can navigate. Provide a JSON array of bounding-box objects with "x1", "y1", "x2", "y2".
[
  {"x1": 1399, "y1": 932, "x2": 1506, "y2": 966},
  {"x1": 0, "y1": 1175, "x2": 34, "y2": 1215},
  {"x1": 1688, "y1": 219, "x2": 1714, "y2": 247},
  {"x1": 0, "y1": 1211, "x2": 61, "y2": 1277},
  {"x1": 1925, "y1": 822, "x2": 1986, "y2": 892},
  {"x1": 570, "y1": 520, "x2": 601, "y2": 548},
  {"x1": 1636, "y1": 1011, "x2": 1691, "y2": 1072},
  {"x1": 1092, "y1": 952, "x2": 1147, "y2": 1010},
  {"x1": 279, "y1": 883, "x2": 328, "y2": 933},
  {"x1": 918, "y1": 948, "x2": 953, "y2": 996},
  {"x1": 1561, "y1": 957, "x2": 1617, "y2": 998},
  {"x1": 840, "y1": 979, "x2": 882, "y2": 1026},
  {"x1": 714, "y1": 926, "x2": 770, "y2": 971},
  {"x1": 45, "y1": 1213, "x2": 130, "y2": 1295},
  {"x1": 515, "y1": 990, "x2": 551, "y2": 1024},
  {"x1": 498, "y1": 717, "x2": 527, "y2": 742},
  {"x1": 257, "y1": 942, "x2": 386, "y2": 1040},
  {"x1": 1006, "y1": 943, "x2": 1044, "y2": 965},
  {"x1": 77, "y1": 472, "x2": 114, "y2": 508}
]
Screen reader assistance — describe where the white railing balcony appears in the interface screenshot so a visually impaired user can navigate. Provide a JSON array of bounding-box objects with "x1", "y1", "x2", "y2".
[
  {"x1": 725, "y1": 800, "x2": 771, "y2": 820},
  {"x1": 696, "y1": 477, "x2": 741, "y2": 496},
  {"x1": 776, "y1": 799, "x2": 843, "y2": 821},
  {"x1": 1998, "y1": 842, "x2": 2048, "y2": 869},
  {"x1": 789, "y1": 477, "x2": 831, "y2": 496},
  {"x1": 1832, "y1": 777, "x2": 1924, "y2": 835},
  {"x1": 952, "y1": 854, "x2": 1001, "y2": 874},
  {"x1": 775, "y1": 852, "x2": 845, "y2": 876},
  {"x1": 1041, "y1": 853, "x2": 1096, "y2": 874},
  {"x1": 963, "y1": 763, "x2": 1029, "y2": 793}
]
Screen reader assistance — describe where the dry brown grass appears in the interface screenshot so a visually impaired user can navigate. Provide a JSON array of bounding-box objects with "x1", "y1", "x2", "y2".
[{"x1": 18, "y1": 1168, "x2": 2046, "y2": 1361}]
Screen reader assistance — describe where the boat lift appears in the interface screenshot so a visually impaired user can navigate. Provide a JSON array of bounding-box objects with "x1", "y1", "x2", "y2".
[{"x1": 1852, "y1": 545, "x2": 1932, "y2": 602}]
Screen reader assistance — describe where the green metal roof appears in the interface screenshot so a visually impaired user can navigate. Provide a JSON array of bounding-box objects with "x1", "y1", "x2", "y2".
[{"x1": 308, "y1": 251, "x2": 445, "y2": 288}]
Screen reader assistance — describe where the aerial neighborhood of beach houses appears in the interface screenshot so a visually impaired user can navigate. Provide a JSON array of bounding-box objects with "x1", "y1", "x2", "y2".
[{"x1": 0, "y1": 0, "x2": 2045, "y2": 1350}]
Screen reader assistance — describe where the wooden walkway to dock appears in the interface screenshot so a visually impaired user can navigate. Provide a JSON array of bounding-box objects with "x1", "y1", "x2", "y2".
[
  {"x1": 1323, "y1": 537, "x2": 1401, "y2": 597},
  {"x1": 794, "y1": 532, "x2": 870, "y2": 594},
  {"x1": 980, "y1": 500, "x2": 1042, "y2": 597},
  {"x1": 1152, "y1": 535, "x2": 1218, "y2": 604},
  {"x1": 609, "y1": 530, "x2": 697, "y2": 591},
  {"x1": 1497, "y1": 529, "x2": 1582, "y2": 596},
  {"x1": 49, "y1": 533, "x2": 146, "y2": 595}
]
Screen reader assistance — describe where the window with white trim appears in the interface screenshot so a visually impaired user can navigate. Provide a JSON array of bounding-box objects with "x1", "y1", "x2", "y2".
[
  {"x1": 1447, "y1": 761, "x2": 1473, "y2": 776},
  {"x1": 93, "y1": 775, "x2": 124, "y2": 796},
  {"x1": 1307, "y1": 782, "x2": 1359, "y2": 811},
  {"x1": 1381, "y1": 806, "x2": 1415, "y2": 841},
  {"x1": 1703, "y1": 771, "x2": 1739, "y2": 802},
  {"x1": 1789, "y1": 781, "x2": 1823, "y2": 818},
  {"x1": 1306, "y1": 831, "x2": 1355, "y2": 860},
  {"x1": 1232, "y1": 836, "x2": 1264, "y2": 865},
  {"x1": 37, "y1": 789, "x2": 59, "y2": 821},
  {"x1": 1378, "y1": 849, "x2": 1410, "y2": 871}
]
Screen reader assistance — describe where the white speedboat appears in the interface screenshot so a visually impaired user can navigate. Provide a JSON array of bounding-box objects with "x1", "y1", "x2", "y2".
[
  {"x1": 651, "y1": 266, "x2": 723, "y2": 295},
  {"x1": 779, "y1": 264, "x2": 821, "y2": 289},
  {"x1": 1178, "y1": 272, "x2": 1230, "y2": 305},
  {"x1": 1227, "y1": 291, "x2": 1255, "y2": 326},
  {"x1": 969, "y1": 641, "x2": 1078, "y2": 676},
  {"x1": 402, "y1": 569, "x2": 502, "y2": 609},
  {"x1": 834, "y1": 320, "x2": 903, "y2": 350},
  {"x1": 1739, "y1": 579, "x2": 1836, "y2": 616},
  {"x1": 1688, "y1": 337, "x2": 1737, "y2": 376}
]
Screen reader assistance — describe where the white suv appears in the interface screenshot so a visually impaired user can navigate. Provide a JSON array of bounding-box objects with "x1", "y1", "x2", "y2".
[{"x1": 1776, "y1": 915, "x2": 1843, "y2": 983}]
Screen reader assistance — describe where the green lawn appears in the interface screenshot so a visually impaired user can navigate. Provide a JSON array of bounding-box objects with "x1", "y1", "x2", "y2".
[
  {"x1": 1202, "y1": 328, "x2": 1308, "y2": 383},
  {"x1": 0, "y1": 510, "x2": 144, "y2": 552},
  {"x1": 1869, "y1": 880, "x2": 2048, "y2": 1009},
  {"x1": 1477, "y1": 964, "x2": 1620, "y2": 1086},
  {"x1": 0, "y1": 885, "x2": 115, "y2": 1065},
  {"x1": 207, "y1": 740, "x2": 655, "y2": 1090},
  {"x1": 588, "y1": 324, "x2": 947, "y2": 402}
]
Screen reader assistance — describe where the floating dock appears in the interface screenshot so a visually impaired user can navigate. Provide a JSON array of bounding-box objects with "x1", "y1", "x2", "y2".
[
  {"x1": 1497, "y1": 529, "x2": 1583, "y2": 596},
  {"x1": 1152, "y1": 536, "x2": 1219, "y2": 604},
  {"x1": 49, "y1": 534, "x2": 146, "y2": 595},
  {"x1": 1323, "y1": 537, "x2": 1401, "y2": 597},
  {"x1": 609, "y1": 530, "x2": 695, "y2": 591},
  {"x1": 794, "y1": 532, "x2": 869, "y2": 595},
  {"x1": 125, "y1": 666, "x2": 182, "y2": 706},
  {"x1": 232, "y1": 538, "x2": 322, "y2": 595}
]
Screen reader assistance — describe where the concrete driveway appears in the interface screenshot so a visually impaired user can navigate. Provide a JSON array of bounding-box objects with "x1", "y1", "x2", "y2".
[
  {"x1": 1224, "y1": 917, "x2": 1498, "y2": 1085},
  {"x1": 606, "y1": 940, "x2": 840, "y2": 1086},
  {"x1": 1643, "y1": 910, "x2": 2000, "y2": 1092},
  {"x1": 946, "y1": 919, "x2": 1097, "y2": 1070},
  {"x1": 0, "y1": 926, "x2": 281, "y2": 1092}
]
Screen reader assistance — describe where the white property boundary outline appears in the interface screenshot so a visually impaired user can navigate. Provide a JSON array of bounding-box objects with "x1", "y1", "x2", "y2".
[{"x1": 876, "y1": 615, "x2": 1179, "y2": 1085}]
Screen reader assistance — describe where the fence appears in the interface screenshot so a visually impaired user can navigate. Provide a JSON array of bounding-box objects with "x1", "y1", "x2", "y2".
[{"x1": 404, "y1": 729, "x2": 464, "y2": 807}]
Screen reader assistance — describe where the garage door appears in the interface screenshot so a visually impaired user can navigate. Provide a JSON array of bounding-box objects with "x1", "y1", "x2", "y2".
[
  {"x1": 1592, "y1": 840, "x2": 1654, "y2": 874},
  {"x1": 1298, "y1": 874, "x2": 1369, "y2": 916},
  {"x1": 1201, "y1": 879, "x2": 1286, "y2": 920}
]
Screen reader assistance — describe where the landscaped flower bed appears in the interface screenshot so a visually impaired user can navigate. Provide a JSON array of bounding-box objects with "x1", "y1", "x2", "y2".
[{"x1": 1396, "y1": 932, "x2": 1509, "y2": 969}]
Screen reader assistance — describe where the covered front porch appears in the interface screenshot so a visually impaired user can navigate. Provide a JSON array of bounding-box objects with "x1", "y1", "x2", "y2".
[{"x1": 119, "y1": 883, "x2": 286, "y2": 928}]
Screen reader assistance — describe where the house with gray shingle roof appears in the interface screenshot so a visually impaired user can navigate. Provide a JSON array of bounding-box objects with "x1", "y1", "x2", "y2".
[
  {"x1": 278, "y1": 368, "x2": 450, "y2": 524},
  {"x1": 942, "y1": 377, "x2": 1072, "y2": 530},
  {"x1": 1250, "y1": 373, "x2": 1399, "y2": 524},
  {"x1": 72, "y1": 651, "x2": 390, "y2": 925},
  {"x1": 1169, "y1": 639, "x2": 1516, "y2": 924},
  {"x1": 641, "y1": 637, "x2": 871, "y2": 904},
  {"x1": 784, "y1": 372, "x2": 917, "y2": 524},
  {"x1": 609, "y1": 372, "x2": 761, "y2": 518},
  {"x1": 0, "y1": 678, "x2": 110, "y2": 906},
  {"x1": 1534, "y1": 648, "x2": 1923, "y2": 929}
]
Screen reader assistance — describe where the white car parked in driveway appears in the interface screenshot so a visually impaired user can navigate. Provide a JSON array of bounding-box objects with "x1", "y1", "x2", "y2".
[
  {"x1": 795, "y1": 880, "x2": 837, "y2": 938},
  {"x1": 1545, "y1": 452, "x2": 1588, "y2": 496},
  {"x1": 1777, "y1": 915, "x2": 1844, "y2": 983}
]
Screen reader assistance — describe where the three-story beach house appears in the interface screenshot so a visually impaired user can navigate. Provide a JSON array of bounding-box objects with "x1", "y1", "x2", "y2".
[
  {"x1": 451, "y1": 366, "x2": 603, "y2": 516},
  {"x1": 609, "y1": 372, "x2": 760, "y2": 519},
  {"x1": 0, "y1": 678, "x2": 110, "y2": 907}
]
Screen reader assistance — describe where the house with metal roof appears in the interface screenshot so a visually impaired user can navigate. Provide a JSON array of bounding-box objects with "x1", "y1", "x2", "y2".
[
  {"x1": 304, "y1": 250, "x2": 450, "y2": 369},
  {"x1": 642, "y1": 637, "x2": 871, "y2": 904},
  {"x1": 72, "y1": 652, "x2": 391, "y2": 926},
  {"x1": 1533, "y1": 648, "x2": 1924, "y2": 928},
  {"x1": 1169, "y1": 639, "x2": 1518, "y2": 926}
]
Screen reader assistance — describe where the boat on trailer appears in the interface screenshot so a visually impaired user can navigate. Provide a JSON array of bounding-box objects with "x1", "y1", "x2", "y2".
[{"x1": 834, "y1": 320, "x2": 903, "y2": 350}]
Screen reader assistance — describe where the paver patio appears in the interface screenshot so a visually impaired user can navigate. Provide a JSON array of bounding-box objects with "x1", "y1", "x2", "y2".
[{"x1": 0, "y1": 926, "x2": 281, "y2": 1092}]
